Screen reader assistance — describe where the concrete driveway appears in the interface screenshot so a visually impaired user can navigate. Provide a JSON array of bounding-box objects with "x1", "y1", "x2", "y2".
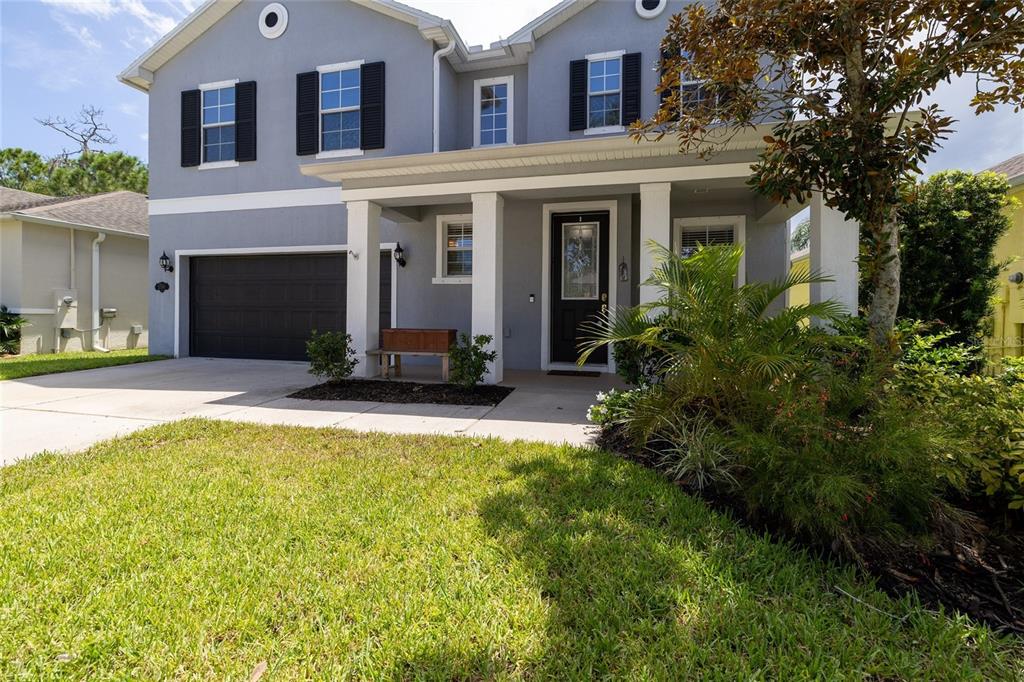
[{"x1": 1, "y1": 357, "x2": 618, "y2": 466}]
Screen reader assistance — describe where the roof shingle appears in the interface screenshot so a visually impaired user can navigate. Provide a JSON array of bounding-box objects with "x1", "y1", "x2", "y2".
[
  {"x1": 3, "y1": 190, "x2": 148, "y2": 237},
  {"x1": 986, "y1": 153, "x2": 1024, "y2": 183}
]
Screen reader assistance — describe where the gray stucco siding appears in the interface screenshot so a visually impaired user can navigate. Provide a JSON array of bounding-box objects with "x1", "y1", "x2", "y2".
[{"x1": 148, "y1": 0, "x2": 437, "y2": 200}]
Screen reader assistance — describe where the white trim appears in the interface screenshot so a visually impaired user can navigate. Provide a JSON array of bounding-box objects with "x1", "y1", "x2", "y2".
[
  {"x1": 198, "y1": 160, "x2": 239, "y2": 171},
  {"x1": 583, "y1": 125, "x2": 625, "y2": 136},
  {"x1": 199, "y1": 78, "x2": 238, "y2": 91},
  {"x1": 541, "y1": 200, "x2": 618, "y2": 373},
  {"x1": 585, "y1": 49, "x2": 626, "y2": 61},
  {"x1": 434, "y1": 213, "x2": 473, "y2": 284},
  {"x1": 673, "y1": 215, "x2": 747, "y2": 286},
  {"x1": 317, "y1": 60, "x2": 365, "y2": 73},
  {"x1": 473, "y1": 75, "x2": 514, "y2": 148},
  {"x1": 172, "y1": 242, "x2": 399, "y2": 359},
  {"x1": 148, "y1": 187, "x2": 343, "y2": 215},
  {"x1": 635, "y1": 0, "x2": 667, "y2": 18},
  {"x1": 10, "y1": 307, "x2": 55, "y2": 316},
  {"x1": 316, "y1": 149, "x2": 365, "y2": 160},
  {"x1": 340, "y1": 163, "x2": 753, "y2": 203},
  {"x1": 258, "y1": 3, "x2": 288, "y2": 39}
]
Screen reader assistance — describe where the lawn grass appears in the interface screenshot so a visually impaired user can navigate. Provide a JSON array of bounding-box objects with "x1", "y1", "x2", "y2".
[
  {"x1": 0, "y1": 348, "x2": 166, "y2": 381},
  {"x1": 1, "y1": 420, "x2": 1020, "y2": 679}
]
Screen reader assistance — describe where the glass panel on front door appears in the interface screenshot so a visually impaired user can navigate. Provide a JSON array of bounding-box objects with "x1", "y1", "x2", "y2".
[{"x1": 561, "y1": 222, "x2": 599, "y2": 300}]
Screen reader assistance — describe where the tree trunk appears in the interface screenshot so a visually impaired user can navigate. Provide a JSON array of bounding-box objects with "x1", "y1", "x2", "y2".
[{"x1": 866, "y1": 218, "x2": 900, "y2": 345}]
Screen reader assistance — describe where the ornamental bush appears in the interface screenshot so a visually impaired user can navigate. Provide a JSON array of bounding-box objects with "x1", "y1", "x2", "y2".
[
  {"x1": 0, "y1": 305, "x2": 27, "y2": 355},
  {"x1": 306, "y1": 330, "x2": 357, "y2": 382},
  {"x1": 448, "y1": 334, "x2": 496, "y2": 389}
]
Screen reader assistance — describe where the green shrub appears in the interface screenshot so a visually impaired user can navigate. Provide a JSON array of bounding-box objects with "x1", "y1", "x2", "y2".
[
  {"x1": 448, "y1": 334, "x2": 496, "y2": 388},
  {"x1": 996, "y1": 356, "x2": 1024, "y2": 387},
  {"x1": 893, "y1": 366, "x2": 1024, "y2": 512},
  {"x1": 611, "y1": 312, "x2": 688, "y2": 386},
  {"x1": 0, "y1": 305, "x2": 27, "y2": 355},
  {"x1": 306, "y1": 330, "x2": 357, "y2": 381},
  {"x1": 587, "y1": 388, "x2": 642, "y2": 426},
  {"x1": 581, "y1": 243, "x2": 955, "y2": 554},
  {"x1": 898, "y1": 328, "x2": 983, "y2": 375}
]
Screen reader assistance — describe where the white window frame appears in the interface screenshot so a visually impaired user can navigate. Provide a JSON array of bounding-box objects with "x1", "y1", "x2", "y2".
[
  {"x1": 433, "y1": 214, "x2": 473, "y2": 284},
  {"x1": 673, "y1": 215, "x2": 746, "y2": 285},
  {"x1": 584, "y1": 49, "x2": 626, "y2": 136},
  {"x1": 316, "y1": 60, "x2": 365, "y2": 160},
  {"x1": 473, "y1": 75, "x2": 514, "y2": 148},
  {"x1": 198, "y1": 78, "x2": 239, "y2": 170}
]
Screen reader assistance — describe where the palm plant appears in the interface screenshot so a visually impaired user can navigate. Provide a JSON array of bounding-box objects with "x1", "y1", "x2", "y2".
[
  {"x1": 579, "y1": 242, "x2": 852, "y2": 441},
  {"x1": 0, "y1": 305, "x2": 28, "y2": 355}
]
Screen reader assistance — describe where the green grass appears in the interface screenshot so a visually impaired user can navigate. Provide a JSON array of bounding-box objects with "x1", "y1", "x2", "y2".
[
  {"x1": 1, "y1": 421, "x2": 1020, "y2": 680},
  {"x1": 0, "y1": 349, "x2": 166, "y2": 381}
]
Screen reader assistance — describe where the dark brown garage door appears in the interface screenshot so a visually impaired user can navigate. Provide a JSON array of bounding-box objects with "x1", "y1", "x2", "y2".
[{"x1": 189, "y1": 252, "x2": 392, "y2": 361}]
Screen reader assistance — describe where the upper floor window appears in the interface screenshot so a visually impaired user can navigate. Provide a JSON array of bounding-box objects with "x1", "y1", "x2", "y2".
[
  {"x1": 587, "y1": 51, "x2": 623, "y2": 133},
  {"x1": 318, "y1": 61, "x2": 362, "y2": 157},
  {"x1": 200, "y1": 80, "x2": 238, "y2": 166},
  {"x1": 679, "y1": 51, "x2": 710, "y2": 108},
  {"x1": 474, "y1": 76, "x2": 513, "y2": 147}
]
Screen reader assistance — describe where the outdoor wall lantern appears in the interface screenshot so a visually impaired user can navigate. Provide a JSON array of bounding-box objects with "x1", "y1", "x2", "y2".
[
  {"x1": 618, "y1": 258, "x2": 629, "y2": 282},
  {"x1": 159, "y1": 251, "x2": 174, "y2": 273},
  {"x1": 1009, "y1": 272, "x2": 1023, "y2": 285},
  {"x1": 394, "y1": 242, "x2": 407, "y2": 268}
]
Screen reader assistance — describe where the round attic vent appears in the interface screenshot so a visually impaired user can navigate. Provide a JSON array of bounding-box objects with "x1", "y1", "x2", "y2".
[
  {"x1": 635, "y1": 0, "x2": 667, "y2": 19},
  {"x1": 259, "y1": 3, "x2": 288, "y2": 39}
]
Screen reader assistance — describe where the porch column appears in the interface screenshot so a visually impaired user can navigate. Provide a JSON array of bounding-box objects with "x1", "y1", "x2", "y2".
[
  {"x1": 809, "y1": 192, "x2": 859, "y2": 314},
  {"x1": 471, "y1": 192, "x2": 503, "y2": 384},
  {"x1": 346, "y1": 200, "x2": 381, "y2": 377},
  {"x1": 639, "y1": 182, "x2": 672, "y2": 304}
]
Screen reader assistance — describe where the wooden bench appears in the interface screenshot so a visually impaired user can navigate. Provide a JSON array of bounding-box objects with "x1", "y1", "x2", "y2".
[
  {"x1": 370, "y1": 328, "x2": 457, "y2": 381},
  {"x1": 367, "y1": 349, "x2": 449, "y2": 380}
]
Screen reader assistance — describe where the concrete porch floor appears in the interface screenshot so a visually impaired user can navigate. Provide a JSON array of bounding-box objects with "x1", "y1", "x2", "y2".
[{"x1": 0, "y1": 357, "x2": 625, "y2": 466}]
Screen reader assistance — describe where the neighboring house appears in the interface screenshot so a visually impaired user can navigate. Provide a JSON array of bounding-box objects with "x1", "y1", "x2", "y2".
[
  {"x1": 119, "y1": 0, "x2": 858, "y2": 383},
  {"x1": 0, "y1": 188, "x2": 149, "y2": 354},
  {"x1": 987, "y1": 154, "x2": 1024, "y2": 357},
  {"x1": 789, "y1": 247, "x2": 810, "y2": 309}
]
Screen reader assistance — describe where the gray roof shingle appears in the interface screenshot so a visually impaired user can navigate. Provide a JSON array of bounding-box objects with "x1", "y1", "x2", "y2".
[
  {"x1": 0, "y1": 187, "x2": 76, "y2": 212},
  {"x1": 3, "y1": 190, "x2": 148, "y2": 237},
  {"x1": 986, "y1": 153, "x2": 1024, "y2": 184}
]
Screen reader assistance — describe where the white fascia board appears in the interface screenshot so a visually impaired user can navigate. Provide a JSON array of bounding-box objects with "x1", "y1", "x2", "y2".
[{"x1": 6, "y1": 213, "x2": 148, "y2": 240}]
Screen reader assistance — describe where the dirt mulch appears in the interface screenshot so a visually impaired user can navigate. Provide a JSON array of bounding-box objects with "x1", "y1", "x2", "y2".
[
  {"x1": 596, "y1": 424, "x2": 1024, "y2": 636},
  {"x1": 290, "y1": 379, "x2": 514, "y2": 406}
]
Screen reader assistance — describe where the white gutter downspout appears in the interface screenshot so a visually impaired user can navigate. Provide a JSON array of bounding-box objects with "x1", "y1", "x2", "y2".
[
  {"x1": 90, "y1": 232, "x2": 109, "y2": 352},
  {"x1": 432, "y1": 38, "x2": 456, "y2": 153}
]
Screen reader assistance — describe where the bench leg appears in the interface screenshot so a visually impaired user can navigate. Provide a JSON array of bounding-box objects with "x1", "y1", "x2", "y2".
[
  {"x1": 394, "y1": 355, "x2": 402, "y2": 378},
  {"x1": 380, "y1": 354, "x2": 389, "y2": 379},
  {"x1": 441, "y1": 356, "x2": 449, "y2": 382}
]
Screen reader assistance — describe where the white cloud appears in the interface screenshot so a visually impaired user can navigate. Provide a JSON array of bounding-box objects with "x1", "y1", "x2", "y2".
[
  {"x1": 140, "y1": 132, "x2": 149, "y2": 142},
  {"x1": 3, "y1": 33, "x2": 88, "y2": 92},
  {"x1": 51, "y1": 12, "x2": 103, "y2": 51},
  {"x1": 39, "y1": 0, "x2": 117, "y2": 20},
  {"x1": 120, "y1": 0, "x2": 177, "y2": 38},
  {"x1": 118, "y1": 102, "x2": 142, "y2": 117}
]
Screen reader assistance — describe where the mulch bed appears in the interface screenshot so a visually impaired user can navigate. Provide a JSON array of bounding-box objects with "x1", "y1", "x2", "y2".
[
  {"x1": 597, "y1": 424, "x2": 1024, "y2": 636},
  {"x1": 290, "y1": 379, "x2": 514, "y2": 406}
]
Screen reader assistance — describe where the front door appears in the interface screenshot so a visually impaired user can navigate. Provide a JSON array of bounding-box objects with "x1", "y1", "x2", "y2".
[{"x1": 550, "y1": 211, "x2": 609, "y2": 364}]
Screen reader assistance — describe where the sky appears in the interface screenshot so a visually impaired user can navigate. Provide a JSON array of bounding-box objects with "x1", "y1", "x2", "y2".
[{"x1": 1, "y1": 0, "x2": 1021, "y2": 174}]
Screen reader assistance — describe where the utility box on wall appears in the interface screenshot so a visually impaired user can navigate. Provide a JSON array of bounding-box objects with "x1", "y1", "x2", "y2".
[{"x1": 53, "y1": 289, "x2": 78, "y2": 331}]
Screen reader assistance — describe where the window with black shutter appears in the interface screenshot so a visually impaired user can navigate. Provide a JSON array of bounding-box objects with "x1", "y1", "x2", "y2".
[
  {"x1": 569, "y1": 59, "x2": 588, "y2": 131},
  {"x1": 360, "y1": 61, "x2": 385, "y2": 150},
  {"x1": 296, "y1": 71, "x2": 319, "y2": 156},
  {"x1": 621, "y1": 52, "x2": 641, "y2": 125}
]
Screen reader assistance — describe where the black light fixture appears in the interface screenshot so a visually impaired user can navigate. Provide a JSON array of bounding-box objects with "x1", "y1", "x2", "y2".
[
  {"x1": 393, "y1": 242, "x2": 406, "y2": 267},
  {"x1": 1010, "y1": 272, "x2": 1023, "y2": 285},
  {"x1": 159, "y1": 251, "x2": 174, "y2": 273}
]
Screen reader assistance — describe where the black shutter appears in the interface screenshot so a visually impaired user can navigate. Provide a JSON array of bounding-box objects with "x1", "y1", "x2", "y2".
[
  {"x1": 181, "y1": 89, "x2": 201, "y2": 167},
  {"x1": 569, "y1": 59, "x2": 588, "y2": 131},
  {"x1": 360, "y1": 61, "x2": 385, "y2": 150},
  {"x1": 622, "y1": 52, "x2": 642, "y2": 125},
  {"x1": 296, "y1": 71, "x2": 319, "y2": 156},
  {"x1": 235, "y1": 81, "x2": 257, "y2": 162}
]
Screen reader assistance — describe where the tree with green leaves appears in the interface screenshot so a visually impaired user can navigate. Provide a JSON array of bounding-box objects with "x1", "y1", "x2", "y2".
[
  {"x1": 897, "y1": 170, "x2": 1015, "y2": 341},
  {"x1": 639, "y1": 0, "x2": 1024, "y2": 345},
  {"x1": 0, "y1": 148, "x2": 50, "y2": 194}
]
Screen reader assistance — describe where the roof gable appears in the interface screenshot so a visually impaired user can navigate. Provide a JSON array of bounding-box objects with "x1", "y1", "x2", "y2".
[{"x1": 3, "y1": 191, "x2": 149, "y2": 237}]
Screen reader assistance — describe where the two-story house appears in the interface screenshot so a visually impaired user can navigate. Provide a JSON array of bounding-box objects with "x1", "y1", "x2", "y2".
[{"x1": 119, "y1": 0, "x2": 859, "y2": 383}]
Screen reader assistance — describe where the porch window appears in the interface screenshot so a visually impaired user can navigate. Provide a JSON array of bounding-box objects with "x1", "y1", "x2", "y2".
[
  {"x1": 434, "y1": 214, "x2": 473, "y2": 284},
  {"x1": 200, "y1": 82, "x2": 237, "y2": 165},
  {"x1": 673, "y1": 215, "x2": 747, "y2": 285},
  {"x1": 474, "y1": 76, "x2": 513, "y2": 147},
  {"x1": 319, "y1": 63, "x2": 361, "y2": 155},
  {"x1": 586, "y1": 51, "x2": 623, "y2": 134}
]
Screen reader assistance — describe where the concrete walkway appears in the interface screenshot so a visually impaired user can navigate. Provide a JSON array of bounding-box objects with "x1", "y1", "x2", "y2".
[{"x1": 1, "y1": 357, "x2": 622, "y2": 466}]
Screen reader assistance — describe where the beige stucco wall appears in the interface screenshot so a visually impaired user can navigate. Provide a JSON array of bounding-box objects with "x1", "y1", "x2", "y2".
[
  {"x1": 0, "y1": 218, "x2": 148, "y2": 354},
  {"x1": 989, "y1": 183, "x2": 1024, "y2": 358}
]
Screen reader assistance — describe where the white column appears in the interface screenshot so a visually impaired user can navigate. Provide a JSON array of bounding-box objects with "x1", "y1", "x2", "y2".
[
  {"x1": 639, "y1": 182, "x2": 672, "y2": 304},
  {"x1": 809, "y1": 192, "x2": 859, "y2": 314},
  {"x1": 346, "y1": 200, "x2": 381, "y2": 377},
  {"x1": 471, "y1": 192, "x2": 503, "y2": 384}
]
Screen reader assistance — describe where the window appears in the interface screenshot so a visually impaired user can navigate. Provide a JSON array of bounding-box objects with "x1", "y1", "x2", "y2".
[
  {"x1": 561, "y1": 222, "x2": 599, "y2": 300},
  {"x1": 316, "y1": 61, "x2": 363, "y2": 158},
  {"x1": 474, "y1": 76, "x2": 513, "y2": 147},
  {"x1": 679, "y1": 51, "x2": 709, "y2": 109},
  {"x1": 673, "y1": 216, "x2": 746, "y2": 285},
  {"x1": 201, "y1": 82, "x2": 237, "y2": 165},
  {"x1": 587, "y1": 52, "x2": 623, "y2": 133},
  {"x1": 434, "y1": 215, "x2": 473, "y2": 284}
]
